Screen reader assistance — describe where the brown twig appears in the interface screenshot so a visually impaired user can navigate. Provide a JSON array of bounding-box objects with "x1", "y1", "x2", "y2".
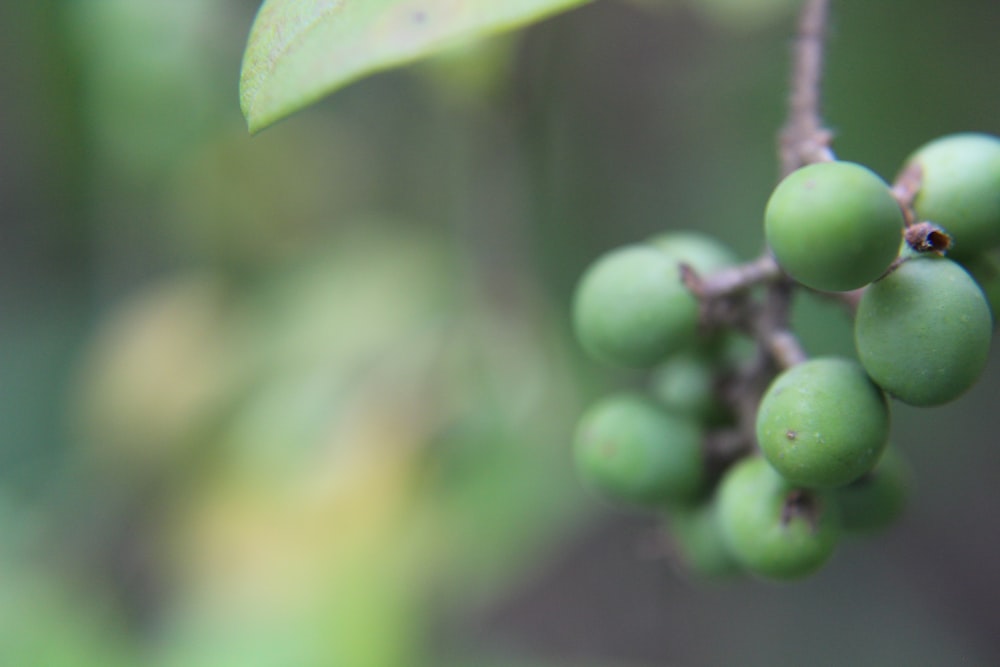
[
  {"x1": 681, "y1": 253, "x2": 782, "y2": 300},
  {"x1": 752, "y1": 278, "x2": 807, "y2": 369},
  {"x1": 892, "y1": 162, "x2": 923, "y2": 226},
  {"x1": 672, "y1": 0, "x2": 836, "y2": 469},
  {"x1": 778, "y1": 0, "x2": 835, "y2": 177},
  {"x1": 715, "y1": 340, "x2": 774, "y2": 456},
  {"x1": 683, "y1": 0, "x2": 836, "y2": 308}
]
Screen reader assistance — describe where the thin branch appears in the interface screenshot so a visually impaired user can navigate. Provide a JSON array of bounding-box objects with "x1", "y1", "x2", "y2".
[
  {"x1": 716, "y1": 342, "x2": 773, "y2": 454},
  {"x1": 892, "y1": 161, "x2": 922, "y2": 226},
  {"x1": 752, "y1": 279, "x2": 807, "y2": 369},
  {"x1": 672, "y1": 0, "x2": 838, "y2": 463},
  {"x1": 779, "y1": 0, "x2": 835, "y2": 177},
  {"x1": 680, "y1": 255, "x2": 786, "y2": 347},
  {"x1": 680, "y1": 253, "x2": 782, "y2": 300},
  {"x1": 767, "y1": 329, "x2": 809, "y2": 369}
]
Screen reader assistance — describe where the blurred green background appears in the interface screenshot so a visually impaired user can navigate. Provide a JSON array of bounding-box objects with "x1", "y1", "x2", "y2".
[{"x1": 2, "y1": 1, "x2": 1000, "y2": 665}]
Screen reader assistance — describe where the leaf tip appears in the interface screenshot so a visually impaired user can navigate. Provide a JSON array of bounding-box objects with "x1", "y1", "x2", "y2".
[{"x1": 239, "y1": 66, "x2": 273, "y2": 135}]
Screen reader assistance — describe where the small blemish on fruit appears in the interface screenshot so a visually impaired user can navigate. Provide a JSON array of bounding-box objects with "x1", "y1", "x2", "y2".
[
  {"x1": 786, "y1": 429, "x2": 797, "y2": 441},
  {"x1": 782, "y1": 489, "x2": 821, "y2": 531},
  {"x1": 905, "y1": 221, "x2": 952, "y2": 254}
]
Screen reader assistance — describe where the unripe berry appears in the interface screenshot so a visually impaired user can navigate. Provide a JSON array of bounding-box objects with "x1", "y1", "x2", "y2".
[
  {"x1": 764, "y1": 161, "x2": 904, "y2": 291},
  {"x1": 904, "y1": 133, "x2": 1000, "y2": 257},
  {"x1": 667, "y1": 501, "x2": 742, "y2": 579},
  {"x1": 959, "y1": 253, "x2": 1000, "y2": 324},
  {"x1": 834, "y1": 446, "x2": 910, "y2": 535},
  {"x1": 573, "y1": 245, "x2": 699, "y2": 367},
  {"x1": 574, "y1": 393, "x2": 705, "y2": 506},
  {"x1": 717, "y1": 456, "x2": 840, "y2": 580},
  {"x1": 648, "y1": 230, "x2": 739, "y2": 275},
  {"x1": 756, "y1": 357, "x2": 890, "y2": 489},
  {"x1": 649, "y1": 352, "x2": 732, "y2": 426},
  {"x1": 855, "y1": 256, "x2": 992, "y2": 406}
]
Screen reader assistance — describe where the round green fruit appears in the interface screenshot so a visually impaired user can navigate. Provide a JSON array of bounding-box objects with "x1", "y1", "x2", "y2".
[
  {"x1": 572, "y1": 245, "x2": 699, "y2": 367},
  {"x1": 960, "y1": 253, "x2": 1000, "y2": 324},
  {"x1": 717, "y1": 456, "x2": 840, "y2": 580},
  {"x1": 649, "y1": 352, "x2": 731, "y2": 425},
  {"x1": 756, "y1": 357, "x2": 890, "y2": 489},
  {"x1": 904, "y1": 133, "x2": 1000, "y2": 257},
  {"x1": 855, "y1": 256, "x2": 992, "y2": 406},
  {"x1": 668, "y1": 502, "x2": 742, "y2": 579},
  {"x1": 764, "y1": 161, "x2": 904, "y2": 291},
  {"x1": 647, "y1": 230, "x2": 739, "y2": 275},
  {"x1": 574, "y1": 393, "x2": 705, "y2": 506},
  {"x1": 834, "y1": 446, "x2": 910, "y2": 535}
]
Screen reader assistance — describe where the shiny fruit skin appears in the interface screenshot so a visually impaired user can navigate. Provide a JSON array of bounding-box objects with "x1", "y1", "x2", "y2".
[
  {"x1": 717, "y1": 456, "x2": 840, "y2": 580},
  {"x1": 668, "y1": 502, "x2": 742, "y2": 579},
  {"x1": 765, "y1": 161, "x2": 903, "y2": 291},
  {"x1": 960, "y1": 253, "x2": 1000, "y2": 325},
  {"x1": 573, "y1": 245, "x2": 698, "y2": 367},
  {"x1": 574, "y1": 393, "x2": 705, "y2": 506},
  {"x1": 905, "y1": 133, "x2": 1000, "y2": 257},
  {"x1": 835, "y1": 446, "x2": 910, "y2": 535},
  {"x1": 648, "y1": 230, "x2": 739, "y2": 275},
  {"x1": 757, "y1": 357, "x2": 890, "y2": 489},
  {"x1": 855, "y1": 256, "x2": 992, "y2": 406},
  {"x1": 649, "y1": 352, "x2": 732, "y2": 426}
]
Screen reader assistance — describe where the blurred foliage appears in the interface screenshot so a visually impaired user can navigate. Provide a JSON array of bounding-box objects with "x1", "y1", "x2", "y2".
[
  {"x1": 239, "y1": 0, "x2": 593, "y2": 132},
  {"x1": 2, "y1": 0, "x2": 1000, "y2": 666}
]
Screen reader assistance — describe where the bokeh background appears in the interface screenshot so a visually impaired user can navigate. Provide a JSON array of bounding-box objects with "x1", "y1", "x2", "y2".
[{"x1": 2, "y1": 0, "x2": 1000, "y2": 665}]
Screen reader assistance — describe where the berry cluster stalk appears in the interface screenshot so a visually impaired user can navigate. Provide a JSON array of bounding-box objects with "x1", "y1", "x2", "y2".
[
  {"x1": 779, "y1": 0, "x2": 835, "y2": 176},
  {"x1": 574, "y1": 0, "x2": 997, "y2": 581},
  {"x1": 692, "y1": 0, "x2": 833, "y2": 463}
]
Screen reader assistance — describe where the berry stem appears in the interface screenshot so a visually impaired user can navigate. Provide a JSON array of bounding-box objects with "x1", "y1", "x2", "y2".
[
  {"x1": 687, "y1": 0, "x2": 835, "y2": 455},
  {"x1": 754, "y1": 278, "x2": 807, "y2": 369},
  {"x1": 718, "y1": 344, "x2": 772, "y2": 454},
  {"x1": 681, "y1": 253, "x2": 782, "y2": 300},
  {"x1": 779, "y1": 0, "x2": 835, "y2": 177},
  {"x1": 891, "y1": 162, "x2": 922, "y2": 226}
]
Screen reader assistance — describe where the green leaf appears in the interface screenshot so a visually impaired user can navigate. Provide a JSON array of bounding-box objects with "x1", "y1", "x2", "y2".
[{"x1": 239, "y1": 0, "x2": 592, "y2": 133}]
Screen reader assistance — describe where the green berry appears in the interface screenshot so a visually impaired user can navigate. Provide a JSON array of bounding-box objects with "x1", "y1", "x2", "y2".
[
  {"x1": 959, "y1": 253, "x2": 1000, "y2": 324},
  {"x1": 764, "y1": 161, "x2": 904, "y2": 291},
  {"x1": 668, "y1": 501, "x2": 742, "y2": 579},
  {"x1": 834, "y1": 446, "x2": 910, "y2": 535},
  {"x1": 574, "y1": 393, "x2": 705, "y2": 506},
  {"x1": 905, "y1": 133, "x2": 1000, "y2": 257},
  {"x1": 649, "y1": 352, "x2": 731, "y2": 425},
  {"x1": 572, "y1": 245, "x2": 699, "y2": 367},
  {"x1": 647, "y1": 230, "x2": 739, "y2": 275},
  {"x1": 717, "y1": 456, "x2": 840, "y2": 580},
  {"x1": 855, "y1": 256, "x2": 992, "y2": 406},
  {"x1": 756, "y1": 357, "x2": 890, "y2": 489}
]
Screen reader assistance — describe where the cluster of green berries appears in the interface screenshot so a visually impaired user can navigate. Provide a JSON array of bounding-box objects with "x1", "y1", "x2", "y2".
[{"x1": 571, "y1": 132, "x2": 1000, "y2": 581}]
